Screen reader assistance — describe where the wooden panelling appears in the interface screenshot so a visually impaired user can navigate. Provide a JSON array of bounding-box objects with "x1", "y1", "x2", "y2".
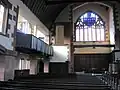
[
  {"x1": 55, "y1": 22, "x2": 73, "y2": 44},
  {"x1": 49, "y1": 61, "x2": 68, "y2": 74},
  {"x1": 74, "y1": 54, "x2": 110, "y2": 72},
  {"x1": 115, "y1": 29, "x2": 120, "y2": 49}
]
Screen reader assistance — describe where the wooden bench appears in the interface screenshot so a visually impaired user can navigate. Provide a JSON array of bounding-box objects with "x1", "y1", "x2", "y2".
[
  {"x1": 0, "y1": 74, "x2": 111, "y2": 90},
  {"x1": 0, "y1": 81, "x2": 111, "y2": 90}
]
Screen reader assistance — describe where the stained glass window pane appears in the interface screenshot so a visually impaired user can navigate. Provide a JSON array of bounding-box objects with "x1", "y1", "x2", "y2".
[
  {"x1": 88, "y1": 28, "x2": 92, "y2": 41},
  {"x1": 84, "y1": 29, "x2": 88, "y2": 41},
  {"x1": 76, "y1": 22, "x2": 79, "y2": 25},
  {"x1": 100, "y1": 21, "x2": 103, "y2": 24},
  {"x1": 91, "y1": 13, "x2": 95, "y2": 17},
  {"x1": 92, "y1": 29, "x2": 96, "y2": 41},
  {"x1": 76, "y1": 29, "x2": 79, "y2": 41},
  {"x1": 80, "y1": 29, "x2": 84, "y2": 41},
  {"x1": 75, "y1": 11, "x2": 105, "y2": 42},
  {"x1": 101, "y1": 28, "x2": 105, "y2": 41},
  {"x1": 96, "y1": 29, "x2": 101, "y2": 41}
]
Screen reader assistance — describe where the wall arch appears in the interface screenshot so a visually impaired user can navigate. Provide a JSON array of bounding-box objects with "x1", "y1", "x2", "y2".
[
  {"x1": 75, "y1": 10, "x2": 105, "y2": 24},
  {"x1": 73, "y1": 2, "x2": 114, "y2": 43},
  {"x1": 73, "y1": 3, "x2": 109, "y2": 24},
  {"x1": 73, "y1": 2, "x2": 112, "y2": 11}
]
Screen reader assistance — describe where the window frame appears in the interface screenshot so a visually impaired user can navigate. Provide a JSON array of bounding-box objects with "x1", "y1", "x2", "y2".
[
  {"x1": 0, "y1": 1, "x2": 8, "y2": 36},
  {"x1": 17, "y1": 15, "x2": 32, "y2": 34},
  {"x1": 74, "y1": 11, "x2": 106, "y2": 42}
]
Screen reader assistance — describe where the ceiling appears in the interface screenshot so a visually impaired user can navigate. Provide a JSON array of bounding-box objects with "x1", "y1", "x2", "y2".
[
  {"x1": 21, "y1": 0, "x2": 67, "y2": 30},
  {"x1": 20, "y1": 0, "x2": 119, "y2": 30}
]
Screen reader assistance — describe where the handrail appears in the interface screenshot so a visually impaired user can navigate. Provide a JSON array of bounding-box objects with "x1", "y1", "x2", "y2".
[{"x1": 16, "y1": 31, "x2": 53, "y2": 56}]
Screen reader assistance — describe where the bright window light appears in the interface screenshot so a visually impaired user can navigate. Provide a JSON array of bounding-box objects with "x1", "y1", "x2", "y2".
[
  {"x1": 75, "y1": 11, "x2": 105, "y2": 41},
  {"x1": 0, "y1": 5, "x2": 4, "y2": 33}
]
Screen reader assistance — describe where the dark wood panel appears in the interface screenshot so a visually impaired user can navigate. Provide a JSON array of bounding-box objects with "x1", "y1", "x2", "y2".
[
  {"x1": 73, "y1": 44, "x2": 115, "y2": 48},
  {"x1": 49, "y1": 61, "x2": 68, "y2": 74},
  {"x1": 115, "y1": 29, "x2": 120, "y2": 49},
  {"x1": 38, "y1": 60, "x2": 44, "y2": 73},
  {"x1": 74, "y1": 54, "x2": 110, "y2": 72}
]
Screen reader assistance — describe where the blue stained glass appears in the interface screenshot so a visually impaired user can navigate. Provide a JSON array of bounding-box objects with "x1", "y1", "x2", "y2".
[{"x1": 83, "y1": 12, "x2": 96, "y2": 27}]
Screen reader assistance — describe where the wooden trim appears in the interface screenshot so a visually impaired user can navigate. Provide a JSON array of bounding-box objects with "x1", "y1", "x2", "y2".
[
  {"x1": 73, "y1": 44, "x2": 115, "y2": 48},
  {"x1": 74, "y1": 53, "x2": 110, "y2": 55},
  {"x1": 112, "y1": 50, "x2": 120, "y2": 53}
]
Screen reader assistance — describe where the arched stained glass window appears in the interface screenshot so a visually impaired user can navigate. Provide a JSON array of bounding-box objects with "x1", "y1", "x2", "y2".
[{"x1": 75, "y1": 11, "x2": 105, "y2": 41}]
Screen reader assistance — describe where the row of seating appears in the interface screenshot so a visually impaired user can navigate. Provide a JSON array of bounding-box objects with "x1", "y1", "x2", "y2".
[
  {"x1": 98, "y1": 72, "x2": 120, "y2": 90},
  {"x1": 0, "y1": 73, "x2": 111, "y2": 90},
  {"x1": 77, "y1": 68, "x2": 107, "y2": 73}
]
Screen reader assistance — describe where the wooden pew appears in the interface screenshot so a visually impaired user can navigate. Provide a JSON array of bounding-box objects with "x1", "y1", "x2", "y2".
[
  {"x1": 0, "y1": 81, "x2": 111, "y2": 90},
  {"x1": 0, "y1": 74, "x2": 111, "y2": 90}
]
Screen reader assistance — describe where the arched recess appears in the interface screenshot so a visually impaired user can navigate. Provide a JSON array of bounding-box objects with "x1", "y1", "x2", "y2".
[
  {"x1": 73, "y1": 2, "x2": 110, "y2": 24},
  {"x1": 73, "y1": 2, "x2": 115, "y2": 45}
]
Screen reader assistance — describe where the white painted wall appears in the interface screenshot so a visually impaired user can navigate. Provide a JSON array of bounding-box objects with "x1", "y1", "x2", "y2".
[
  {"x1": 0, "y1": 0, "x2": 50, "y2": 51},
  {"x1": 0, "y1": 55, "x2": 21, "y2": 81},
  {"x1": 0, "y1": 35, "x2": 13, "y2": 50},
  {"x1": 8, "y1": 0, "x2": 49, "y2": 36},
  {"x1": 0, "y1": 68, "x2": 4, "y2": 81},
  {"x1": 44, "y1": 61, "x2": 49, "y2": 73},
  {"x1": 0, "y1": 55, "x2": 19, "y2": 81},
  {"x1": 51, "y1": 46, "x2": 69, "y2": 62},
  {"x1": 30, "y1": 60, "x2": 38, "y2": 74},
  {"x1": 4, "y1": 56, "x2": 19, "y2": 81}
]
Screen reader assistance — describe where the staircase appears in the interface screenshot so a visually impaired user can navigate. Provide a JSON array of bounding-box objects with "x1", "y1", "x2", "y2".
[{"x1": 0, "y1": 73, "x2": 111, "y2": 90}]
